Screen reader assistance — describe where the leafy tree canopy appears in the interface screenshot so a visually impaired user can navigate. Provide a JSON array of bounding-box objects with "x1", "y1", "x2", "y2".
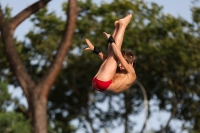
[
  {"x1": 0, "y1": 0, "x2": 200, "y2": 133},
  {"x1": 0, "y1": 81, "x2": 30, "y2": 133}
]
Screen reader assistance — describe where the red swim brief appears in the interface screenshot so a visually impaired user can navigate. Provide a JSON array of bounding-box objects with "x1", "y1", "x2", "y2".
[{"x1": 92, "y1": 77, "x2": 112, "y2": 92}]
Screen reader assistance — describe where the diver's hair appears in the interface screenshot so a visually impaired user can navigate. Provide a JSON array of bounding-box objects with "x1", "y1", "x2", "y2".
[{"x1": 122, "y1": 49, "x2": 137, "y2": 67}]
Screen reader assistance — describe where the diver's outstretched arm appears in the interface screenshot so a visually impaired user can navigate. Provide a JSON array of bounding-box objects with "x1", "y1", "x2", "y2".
[{"x1": 85, "y1": 39, "x2": 107, "y2": 61}]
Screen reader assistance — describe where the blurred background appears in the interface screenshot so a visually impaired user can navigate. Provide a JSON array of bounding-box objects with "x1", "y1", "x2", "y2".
[{"x1": 0, "y1": 0, "x2": 200, "y2": 133}]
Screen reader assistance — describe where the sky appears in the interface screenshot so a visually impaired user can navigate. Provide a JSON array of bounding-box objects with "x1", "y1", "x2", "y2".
[
  {"x1": 1, "y1": 0, "x2": 195, "y2": 41},
  {"x1": 0, "y1": 0, "x2": 195, "y2": 133}
]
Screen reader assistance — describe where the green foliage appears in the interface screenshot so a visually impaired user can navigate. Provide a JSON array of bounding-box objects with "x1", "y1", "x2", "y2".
[
  {"x1": 1, "y1": 0, "x2": 200, "y2": 133},
  {"x1": 0, "y1": 81, "x2": 30, "y2": 133},
  {"x1": 0, "y1": 6, "x2": 16, "y2": 84},
  {"x1": 0, "y1": 112, "x2": 30, "y2": 133},
  {"x1": 2, "y1": 5, "x2": 12, "y2": 21},
  {"x1": 0, "y1": 81, "x2": 11, "y2": 112},
  {"x1": 20, "y1": 6, "x2": 66, "y2": 82},
  {"x1": 50, "y1": 0, "x2": 200, "y2": 132}
]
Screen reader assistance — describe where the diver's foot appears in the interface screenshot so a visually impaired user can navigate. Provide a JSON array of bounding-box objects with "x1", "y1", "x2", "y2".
[{"x1": 118, "y1": 14, "x2": 132, "y2": 27}]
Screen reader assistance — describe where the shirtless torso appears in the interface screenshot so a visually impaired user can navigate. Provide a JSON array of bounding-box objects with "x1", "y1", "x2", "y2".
[
  {"x1": 85, "y1": 14, "x2": 137, "y2": 94},
  {"x1": 105, "y1": 69, "x2": 136, "y2": 94}
]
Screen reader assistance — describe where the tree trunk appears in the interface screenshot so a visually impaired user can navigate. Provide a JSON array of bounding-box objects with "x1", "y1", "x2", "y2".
[
  {"x1": 31, "y1": 90, "x2": 48, "y2": 133},
  {"x1": 0, "y1": 0, "x2": 79, "y2": 133},
  {"x1": 124, "y1": 91, "x2": 129, "y2": 133}
]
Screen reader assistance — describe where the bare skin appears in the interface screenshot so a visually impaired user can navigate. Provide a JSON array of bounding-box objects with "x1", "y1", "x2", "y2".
[{"x1": 85, "y1": 14, "x2": 136, "y2": 94}]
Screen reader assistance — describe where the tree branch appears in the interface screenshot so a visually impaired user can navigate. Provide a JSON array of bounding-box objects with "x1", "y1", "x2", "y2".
[
  {"x1": 135, "y1": 79, "x2": 149, "y2": 133},
  {"x1": 0, "y1": 0, "x2": 50, "y2": 103},
  {"x1": 0, "y1": 5, "x2": 5, "y2": 30},
  {"x1": 9, "y1": 0, "x2": 51, "y2": 30},
  {"x1": 0, "y1": 14, "x2": 33, "y2": 102},
  {"x1": 158, "y1": 93, "x2": 178, "y2": 133},
  {"x1": 85, "y1": 106, "x2": 96, "y2": 133},
  {"x1": 39, "y1": 0, "x2": 80, "y2": 96}
]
